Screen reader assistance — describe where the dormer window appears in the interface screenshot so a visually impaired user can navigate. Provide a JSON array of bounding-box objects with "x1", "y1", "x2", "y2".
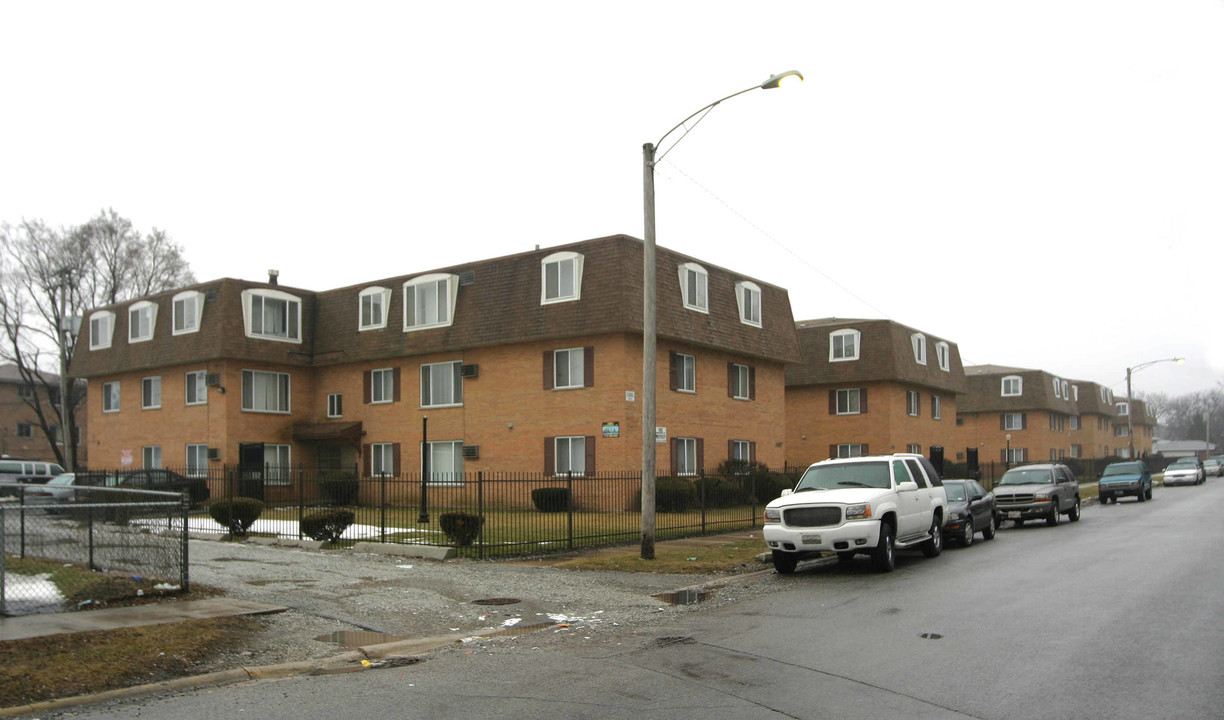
[
  {"x1": 1061, "y1": 380, "x2": 1069, "y2": 399},
  {"x1": 359, "y1": 287, "x2": 391, "y2": 331},
  {"x1": 242, "y1": 289, "x2": 301, "y2": 343},
  {"x1": 1101, "y1": 387, "x2": 1114, "y2": 404},
  {"x1": 911, "y1": 333, "x2": 927, "y2": 365},
  {"x1": 128, "y1": 301, "x2": 157, "y2": 343},
  {"x1": 1072, "y1": 384, "x2": 1079, "y2": 401},
  {"x1": 735, "y1": 281, "x2": 762, "y2": 327},
  {"x1": 172, "y1": 291, "x2": 204, "y2": 335},
  {"x1": 403, "y1": 274, "x2": 459, "y2": 332},
  {"x1": 678, "y1": 263, "x2": 708, "y2": 312},
  {"x1": 541, "y1": 251, "x2": 583, "y2": 304},
  {"x1": 935, "y1": 341, "x2": 950, "y2": 371},
  {"x1": 829, "y1": 329, "x2": 860, "y2": 362},
  {"x1": 1052, "y1": 378, "x2": 1061, "y2": 398},
  {"x1": 89, "y1": 311, "x2": 115, "y2": 350},
  {"x1": 1002, "y1": 375, "x2": 1023, "y2": 396},
  {"x1": 1117, "y1": 402, "x2": 1130, "y2": 416}
]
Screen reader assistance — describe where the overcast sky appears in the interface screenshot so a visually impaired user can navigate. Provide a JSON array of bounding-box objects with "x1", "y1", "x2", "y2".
[{"x1": 2, "y1": 1, "x2": 1220, "y2": 398}]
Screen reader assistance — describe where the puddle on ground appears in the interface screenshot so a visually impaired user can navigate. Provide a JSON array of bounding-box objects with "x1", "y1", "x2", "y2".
[
  {"x1": 315, "y1": 630, "x2": 410, "y2": 648},
  {"x1": 246, "y1": 579, "x2": 314, "y2": 587},
  {"x1": 471, "y1": 597, "x2": 520, "y2": 605},
  {"x1": 652, "y1": 588, "x2": 714, "y2": 605}
]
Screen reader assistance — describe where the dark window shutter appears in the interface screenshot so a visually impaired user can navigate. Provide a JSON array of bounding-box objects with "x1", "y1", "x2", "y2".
[
  {"x1": 749, "y1": 366, "x2": 756, "y2": 400},
  {"x1": 696, "y1": 438, "x2": 704, "y2": 474},
  {"x1": 392, "y1": 368, "x2": 401, "y2": 403},
  {"x1": 860, "y1": 388, "x2": 868, "y2": 414},
  {"x1": 727, "y1": 363, "x2": 735, "y2": 398},
  {"x1": 1001, "y1": 449, "x2": 1007, "y2": 463},
  {"x1": 728, "y1": 439, "x2": 735, "y2": 460},
  {"x1": 584, "y1": 436, "x2": 596, "y2": 474},
  {"x1": 749, "y1": 441, "x2": 757, "y2": 464},
  {"x1": 670, "y1": 352, "x2": 680, "y2": 391},
  {"x1": 1021, "y1": 413, "x2": 1028, "y2": 430},
  {"x1": 363, "y1": 370, "x2": 372, "y2": 404},
  {"x1": 392, "y1": 443, "x2": 401, "y2": 476},
  {"x1": 543, "y1": 351, "x2": 554, "y2": 390},
  {"x1": 583, "y1": 346, "x2": 594, "y2": 388},
  {"x1": 544, "y1": 437, "x2": 555, "y2": 476},
  {"x1": 862, "y1": 443, "x2": 869, "y2": 455},
  {"x1": 363, "y1": 443, "x2": 371, "y2": 476},
  {"x1": 830, "y1": 444, "x2": 837, "y2": 459},
  {"x1": 829, "y1": 390, "x2": 837, "y2": 414},
  {"x1": 1000, "y1": 414, "x2": 1006, "y2": 431},
  {"x1": 670, "y1": 438, "x2": 679, "y2": 475}
]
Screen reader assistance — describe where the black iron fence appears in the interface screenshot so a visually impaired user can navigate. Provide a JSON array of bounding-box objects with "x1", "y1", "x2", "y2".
[{"x1": 1, "y1": 483, "x2": 189, "y2": 616}]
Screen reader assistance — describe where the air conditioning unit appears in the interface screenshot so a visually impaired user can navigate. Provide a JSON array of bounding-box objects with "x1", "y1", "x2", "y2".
[
  {"x1": 207, "y1": 447, "x2": 220, "y2": 460},
  {"x1": 461, "y1": 445, "x2": 480, "y2": 459},
  {"x1": 460, "y1": 364, "x2": 479, "y2": 378},
  {"x1": 205, "y1": 373, "x2": 221, "y2": 387}
]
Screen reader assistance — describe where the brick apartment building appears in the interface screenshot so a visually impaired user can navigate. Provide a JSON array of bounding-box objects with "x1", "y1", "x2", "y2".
[
  {"x1": 69, "y1": 235, "x2": 801, "y2": 489},
  {"x1": 1113, "y1": 396, "x2": 1156, "y2": 459},
  {"x1": 0, "y1": 363, "x2": 86, "y2": 465},
  {"x1": 1063, "y1": 379, "x2": 1120, "y2": 459},
  {"x1": 784, "y1": 318, "x2": 967, "y2": 467}
]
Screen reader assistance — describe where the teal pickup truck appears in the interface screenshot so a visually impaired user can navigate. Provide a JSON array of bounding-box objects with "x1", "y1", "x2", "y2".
[{"x1": 1098, "y1": 461, "x2": 1152, "y2": 504}]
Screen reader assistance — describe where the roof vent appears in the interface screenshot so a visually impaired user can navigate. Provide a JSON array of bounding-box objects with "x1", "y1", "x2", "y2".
[
  {"x1": 268, "y1": 269, "x2": 279, "y2": 286},
  {"x1": 459, "y1": 270, "x2": 476, "y2": 286}
]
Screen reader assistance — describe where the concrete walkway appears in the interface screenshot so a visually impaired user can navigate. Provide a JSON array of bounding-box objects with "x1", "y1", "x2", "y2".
[{"x1": 0, "y1": 598, "x2": 288, "y2": 642}]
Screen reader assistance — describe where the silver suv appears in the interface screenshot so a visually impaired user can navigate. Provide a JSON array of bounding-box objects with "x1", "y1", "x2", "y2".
[{"x1": 994, "y1": 463, "x2": 1081, "y2": 527}]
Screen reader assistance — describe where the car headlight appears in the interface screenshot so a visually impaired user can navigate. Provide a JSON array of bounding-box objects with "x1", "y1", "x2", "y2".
[
  {"x1": 1034, "y1": 492, "x2": 1051, "y2": 501},
  {"x1": 845, "y1": 503, "x2": 871, "y2": 520},
  {"x1": 763, "y1": 507, "x2": 781, "y2": 524}
]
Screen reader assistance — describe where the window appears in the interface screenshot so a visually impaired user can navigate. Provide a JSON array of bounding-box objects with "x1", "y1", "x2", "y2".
[
  {"x1": 1049, "y1": 414, "x2": 1065, "y2": 432},
  {"x1": 1070, "y1": 415, "x2": 1081, "y2": 430},
  {"x1": 1115, "y1": 425, "x2": 1130, "y2": 437},
  {"x1": 186, "y1": 371, "x2": 208, "y2": 405},
  {"x1": 729, "y1": 363, "x2": 753, "y2": 400},
  {"x1": 241, "y1": 370, "x2": 291, "y2": 413},
  {"x1": 678, "y1": 263, "x2": 708, "y2": 312},
  {"x1": 143, "y1": 445, "x2": 162, "y2": 469},
  {"x1": 541, "y1": 251, "x2": 583, "y2": 304},
  {"x1": 371, "y1": 443, "x2": 397, "y2": 476},
  {"x1": 359, "y1": 287, "x2": 391, "y2": 330},
  {"x1": 1003, "y1": 412, "x2": 1024, "y2": 431},
  {"x1": 1070, "y1": 444, "x2": 1082, "y2": 458},
  {"x1": 243, "y1": 289, "x2": 301, "y2": 342},
  {"x1": 369, "y1": 368, "x2": 396, "y2": 404},
  {"x1": 172, "y1": 291, "x2": 204, "y2": 335},
  {"x1": 671, "y1": 353, "x2": 696, "y2": 392},
  {"x1": 186, "y1": 444, "x2": 209, "y2": 478},
  {"x1": 730, "y1": 440, "x2": 754, "y2": 462},
  {"x1": 1116, "y1": 402, "x2": 1130, "y2": 416},
  {"x1": 1061, "y1": 380, "x2": 1069, "y2": 399},
  {"x1": 102, "y1": 381, "x2": 120, "y2": 412},
  {"x1": 264, "y1": 445, "x2": 291, "y2": 484},
  {"x1": 735, "y1": 281, "x2": 762, "y2": 327},
  {"x1": 421, "y1": 361, "x2": 463, "y2": 407},
  {"x1": 1002, "y1": 376, "x2": 1022, "y2": 396},
  {"x1": 907, "y1": 443, "x2": 921, "y2": 454},
  {"x1": 1004, "y1": 447, "x2": 1027, "y2": 463},
  {"x1": 89, "y1": 311, "x2": 115, "y2": 350},
  {"x1": 424, "y1": 441, "x2": 463, "y2": 484},
  {"x1": 554, "y1": 348, "x2": 586, "y2": 389},
  {"x1": 16, "y1": 423, "x2": 32, "y2": 438},
  {"x1": 932, "y1": 395, "x2": 942, "y2": 420},
  {"x1": 674, "y1": 437, "x2": 700, "y2": 476},
  {"x1": 555, "y1": 436, "x2": 587, "y2": 475},
  {"x1": 911, "y1": 333, "x2": 926, "y2": 365},
  {"x1": 835, "y1": 388, "x2": 863, "y2": 415},
  {"x1": 128, "y1": 301, "x2": 157, "y2": 343},
  {"x1": 907, "y1": 390, "x2": 920, "y2": 417},
  {"x1": 328, "y1": 393, "x2": 343, "y2": 418},
  {"x1": 16, "y1": 384, "x2": 33, "y2": 400},
  {"x1": 142, "y1": 376, "x2": 161, "y2": 409},
  {"x1": 1101, "y1": 387, "x2": 1114, "y2": 404},
  {"x1": 935, "y1": 341, "x2": 950, "y2": 371},
  {"x1": 837, "y1": 443, "x2": 865, "y2": 458},
  {"x1": 1052, "y1": 378, "x2": 1061, "y2": 398},
  {"x1": 829, "y1": 329, "x2": 860, "y2": 361},
  {"x1": 403, "y1": 274, "x2": 458, "y2": 331}
]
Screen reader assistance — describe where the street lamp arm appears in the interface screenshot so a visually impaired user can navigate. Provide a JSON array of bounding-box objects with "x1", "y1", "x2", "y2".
[{"x1": 1127, "y1": 357, "x2": 1185, "y2": 376}]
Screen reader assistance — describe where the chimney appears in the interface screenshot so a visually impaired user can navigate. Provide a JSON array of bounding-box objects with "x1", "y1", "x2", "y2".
[{"x1": 268, "y1": 269, "x2": 279, "y2": 286}]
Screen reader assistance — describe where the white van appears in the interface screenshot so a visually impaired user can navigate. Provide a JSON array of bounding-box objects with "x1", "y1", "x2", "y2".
[{"x1": 0, "y1": 459, "x2": 67, "y2": 485}]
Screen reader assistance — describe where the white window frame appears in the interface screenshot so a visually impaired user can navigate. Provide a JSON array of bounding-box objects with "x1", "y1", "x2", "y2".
[
  {"x1": 143, "y1": 445, "x2": 162, "y2": 469},
  {"x1": 403, "y1": 273, "x2": 459, "y2": 332},
  {"x1": 675, "y1": 437, "x2": 698, "y2": 476},
  {"x1": 934, "y1": 341, "x2": 950, "y2": 371},
  {"x1": 241, "y1": 370, "x2": 291, "y2": 413},
  {"x1": 371, "y1": 368, "x2": 395, "y2": 404},
  {"x1": 424, "y1": 440, "x2": 463, "y2": 485},
  {"x1": 1003, "y1": 412, "x2": 1023, "y2": 431},
  {"x1": 911, "y1": 333, "x2": 927, "y2": 365},
  {"x1": 102, "y1": 381, "x2": 120, "y2": 412},
  {"x1": 541, "y1": 251, "x2": 583, "y2": 304},
  {"x1": 371, "y1": 442, "x2": 395, "y2": 477},
  {"x1": 1005, "y1": 447, "x2": 1027, "y2": 464},
  {"x1": 554, "y1": 348, "x2": 585, "y2": 389},
  {"x1": 829, "y1": 329, "x2": 860, "y2": 362},
  {"x1": 675, "y1": 353, "x2": 696, "y2": 393},
  {"x1": 89, "y1": 311, "x2": 115, "y2": 350},
  {"x1": 731, "y1": 363, "x2": 751, "y2": 400},
  {"x1": 1101, "y1": 387, "x2": 1114, "y2": 404},
  {"x1": 141, "y1": 376, "x2": 162, "y2": 410},
  {"x1": 420, "y1": 361, "x2": 463, "y2": 408},
  {"x1": 172, "y1": 291, "x2": 204, "y2": 335},
  {"x1": 907, "y1": 443, "x2": 921, "y2": 454},
  {"x1": 1002, "y1": 376, "x2": 1023, "y2": 396},
  {"x1": 677, "y1": 263, "x2": 709, "y2": 313},
  {"x1": 128, "y1": 301, "x2": 157, "y2": 343},
  {"x1": 1116, "y1": 402, "x2": 1129, "y2": 416},
  {"x1": 555, "y1": 436, "x2": 587, "y2": 476},
  {"x1": 1070, "y1": 415, "x2": 1081, "y2": 430},
  {"x1": 186, "y1": 370, "x2": 207, "y2": 406},
  {"x1": 730, "y1": 440, "x2": 751, "y2": 462},
  {"x1": 186, "y1": 444, "x2": 209, "y2": 478},
  {"x1": 327, "y1": 393, "x2": 343, "y2": 418},
  {"x1": 932, "y1": 394, "x2": 942, "y2": 420},
  {"x1": 242, "y1": 289, "x2": 302, "y2": 343},
  {"x1": 359, "y1": 287, "x2": 391, "y2": 331},
  {"x1": 263, "y1": 444, "x2": 292, "y2": 485},
  {"x1": 837, "y1": 443, "x2": 865, "y2": 458},
  {"x1": 1052, "y1": 378, "x2": 1062, "y2": 398},
  {"x1": 735, "y1": 281, "x2": 762, "y2": 327},
  {"x1": 907, "y1": 390, "x2": 920, "y2": 417},
  {"x1": 1061, "y1": 380, "x2": 1069, "y2": 399},
  {"x1": 836, "y1": 388, "x2": 861, "y2": 415}
]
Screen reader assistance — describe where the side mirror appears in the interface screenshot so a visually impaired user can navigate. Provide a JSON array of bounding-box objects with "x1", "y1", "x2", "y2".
[
  {"x1": 897, "y1": 481, "x2": 918, "y2": 493},
  {"x1": 780, "y1": 488, "x2": 792, "y2": 497},
  {"x1": 970, "y1": 493, "x2": 983, "y2": 502}
]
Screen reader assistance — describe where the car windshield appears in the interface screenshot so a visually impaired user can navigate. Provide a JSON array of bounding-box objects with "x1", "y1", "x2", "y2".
[
  {"x1": 943, "y1": 482, "x2": 967, "y2": 502},
  {"x1": 998, "y1": 468, "x2": 1053, "y2": 485},
  {"x1": 1169, "y1": 460, "x2": 1197, "y2": 469},
  {"x1": 46, "y1": 474, "x2": 75, "y2": 487},
  {"x1": 794, "y1": 461, "x2": 891, "y2": 491},
  {"x1": 1102, "y1": 464, "x2": 1141, "y2": 477}
]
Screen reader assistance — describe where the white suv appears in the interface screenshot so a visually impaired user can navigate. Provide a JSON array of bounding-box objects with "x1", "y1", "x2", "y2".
[{"x1": 763, "y1": 454, "x2": 947, "y2": 574}]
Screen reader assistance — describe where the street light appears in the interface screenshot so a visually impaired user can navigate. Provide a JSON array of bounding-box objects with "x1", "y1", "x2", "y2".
[
  {"x1": 1125, "y1": 357, "x2": 1185, "y2": 459},
  {"x1": 640, "y1": 70, "x2": 803, "y2": 560},
  {"x1": 1005, "y1": 434, "x2": 1012, "y2": 471}
]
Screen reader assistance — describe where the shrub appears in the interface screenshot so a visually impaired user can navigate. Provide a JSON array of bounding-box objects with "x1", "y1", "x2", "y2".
[
  {"x1": 318, "y1": 474, "x2": 360, "y2": 506},
  {"x1": 531, "y1": 487, "x2": 572, "y2": 512},
  {"x1": 300, "y1": 509, "x2": 356, "y2": 543},
  {"x1": 754, "y1": 472, "x2": 797, "y2": 503},
  {"x1": 208, "y1": 497, "x2": 265, "y2": 537},
  {"x1": 439, "y1": 512, "x2": 484, "y2": 546},
  {"x1": 656, "y1": 476, "x2": 697, "y2": 513},
  {"x1": 700, "y1": 476, "x2": 744, "y2": 508}
]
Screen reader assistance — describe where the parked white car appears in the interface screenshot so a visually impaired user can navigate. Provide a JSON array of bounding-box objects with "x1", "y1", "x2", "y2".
[
  {"x1": 1162, "y1": 458, "x2": 1205, "y2": 486},
  {"x1": 763, "y1": 453, "x2": 947, "y2": 574}
]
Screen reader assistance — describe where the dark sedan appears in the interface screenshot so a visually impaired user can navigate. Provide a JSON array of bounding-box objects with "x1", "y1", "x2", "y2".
[
  {"x1": 119, "y1": 469, "x2": 210, "y2": 506},
  {"x1": 941, "y1": 479, "x2": 997, "y2": 546}
]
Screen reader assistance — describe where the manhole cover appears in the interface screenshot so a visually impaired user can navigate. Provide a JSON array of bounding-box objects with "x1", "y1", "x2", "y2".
[{"x1": 472, "y1": 597, "x2": 520, "y2": 605}]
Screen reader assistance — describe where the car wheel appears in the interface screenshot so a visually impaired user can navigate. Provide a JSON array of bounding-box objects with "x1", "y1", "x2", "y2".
[
  {"x1": 922, "y1": 515, "x2": 944, "y2": 557},
  {"x1": 1068, "y1": 497, "x2": 1081, "y2": 521},
  {"x1": 772, "y1": 550, "x2": 799, "y2": 575},
  {"x1": 982, "y1": 513, "x2": 997, "y2": 540},
  {"x1": 872, "y1": 523, "x2": 896, "y2": 573},
  {"x1": 1145, "y1": 485, "x2": 1153, "y2": 500},
  {"x1": 1046, "y1": 500, "x2": 1061, "y2": 527},
  {"x1": 1101, "y1": 493, "x2": 1112, "y2": 504},
  {"x1": 1014, "y1": 518, "x2": 1025, "y2": 527},
  {"x1": 1136, "y1": 488, "x2": 1146, "y2": 502},
  {"x1": 836, "y1": 551, "x2": 855, "y2": 564},
  {"x1": 960, "y1": 518, "x2": 974, "y2": 547}
]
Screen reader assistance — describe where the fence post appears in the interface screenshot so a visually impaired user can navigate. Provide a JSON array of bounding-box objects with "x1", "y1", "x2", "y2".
[
  {"x1": 181, "y1": 493, "x2": 191, "y2": 592},
  {"x1": 380, "y1": 471, "x2": 387, "y2": 544},
  {"x1": 751, "y1": 471, "x2": 758, "y2": 529},
  {"x1": 700, "y1": 468, "x2": 707, "y2": 536},
  {"x1": 1, "y1": 509, "x2": 7, "y2": 615},
  {"x1": 566, "y1": 472, "x2": 574, "y2": 551},
  {"x1": 297, "y1": 466, "x2": 304, "y2": 541},
  {"x1": 88, "y1": 499, "x2": 96, "y2": 570},
  {"x1": 18, "y1": 490, "x2": 26, "y2": 558},
  {"x1": 477, "y1": 471, "x2": 485, "y2": 560}
]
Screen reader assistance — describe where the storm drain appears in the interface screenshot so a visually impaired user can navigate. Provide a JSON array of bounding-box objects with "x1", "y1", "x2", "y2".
[{"x1": 472, "y1": 597, "x2": 520, "y2": 605}]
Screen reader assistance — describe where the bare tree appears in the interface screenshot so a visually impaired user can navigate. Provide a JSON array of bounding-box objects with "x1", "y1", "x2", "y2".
[{"x1": 0, "y1": 210, "x2": 195, "y2": 469}]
